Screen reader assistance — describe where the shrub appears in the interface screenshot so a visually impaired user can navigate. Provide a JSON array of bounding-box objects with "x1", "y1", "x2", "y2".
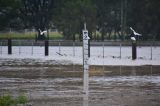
[
  {"x1": 16, "y1": 95, "x2": 28, "y2": 105},
  {"x1": 0, "y1": 95, "x2": 28, "y2": 106},
  {"x1": 0, "y1": 95, "x2": 14, "y2": 106}
]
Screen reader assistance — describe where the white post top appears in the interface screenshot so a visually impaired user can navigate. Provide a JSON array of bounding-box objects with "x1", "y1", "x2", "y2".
[
  {"x1": 84, "y1": 23, "x2": 86, "y2": 30},
  {"x1": 83, "y1": 23, "x2": 90, "y2": 40}
]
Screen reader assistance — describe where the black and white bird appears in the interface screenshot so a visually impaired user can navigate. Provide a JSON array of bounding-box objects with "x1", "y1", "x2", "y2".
[
  {"x1": 39, "y1": 29, "x2": 47, "y2": 35},
  {"x1": 130, "y1": 27, "x2": 142, "y2": 41}
]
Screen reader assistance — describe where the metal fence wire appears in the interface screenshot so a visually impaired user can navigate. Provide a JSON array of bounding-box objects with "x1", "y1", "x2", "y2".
[{"x1": 0, "y1": 40, "x2": 159, "y2": 60}]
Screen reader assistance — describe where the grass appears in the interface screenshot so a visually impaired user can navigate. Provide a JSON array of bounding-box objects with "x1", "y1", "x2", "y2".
[
  {"x1": 0, "y1": 95, "x2": 28, "y2": 106},
  {"x1": 49, "y1": 32, "x2": 63, "y2": 40},
  {"x1": 0, "y1": 31, "x2": 63, "y2": 40}
]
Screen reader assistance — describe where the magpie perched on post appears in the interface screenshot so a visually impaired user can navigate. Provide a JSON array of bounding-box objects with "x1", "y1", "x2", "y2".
[
  {"x1": 39, "y1": 29, "x2": 47, "y2": 36},
  {"x1": 36, "y1": 29, "x2": 47, "y2": 41},
  {"x1": 129, "y1": 27, "x2": 142, "y2": 41}
]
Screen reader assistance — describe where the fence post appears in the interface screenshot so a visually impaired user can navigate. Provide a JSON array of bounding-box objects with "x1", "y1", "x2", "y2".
[
  {"x1": 132, "y1": 41, "x2": 137, "y2": 60},
  {"x1": 150, "y1": 43, "x2": 152, "y2": 60},
  {"x1": 19, "y1": 40, "x2": 21, "y2": 55},
  {"x1": 8, "y1": 39, "x2": 12, "y2": 54},
  {"x1": 31, "y1": 42, "x2": 33, "y2": 55},
  {"x1": 59, "y1": 41, "x2": 61, "y2": 54},
  {"x1": 45, "y1": 40, "x2": 49, "y2": 56},
  {"x1": 73, "y1": 42, "x2": 75, "y2": 56},
  {"x1": 0, "y1": 41, "x2": 2, "y2": 54},
  {"x1": 102, "y1": 42, "x2": 104, "y2": 58},
  {"x1": 120, "y1": 43, "x2": 122, "y2": 59}
]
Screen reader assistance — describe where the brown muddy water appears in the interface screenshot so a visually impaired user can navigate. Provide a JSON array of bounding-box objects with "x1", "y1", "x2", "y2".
[{"x1": 0, "y1": 64, "x2": 160, "y2": 106}]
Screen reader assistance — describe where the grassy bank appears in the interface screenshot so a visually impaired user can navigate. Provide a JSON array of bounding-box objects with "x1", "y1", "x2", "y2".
[{"x1": 0, "y1": 32, "x2": 63, "y2": 40}]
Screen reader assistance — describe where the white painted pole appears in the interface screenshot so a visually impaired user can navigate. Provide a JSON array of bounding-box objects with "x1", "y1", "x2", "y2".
[
  {"x1": 83, "y1": 23, "x2": 90, "y2": 96},
  {"x1": 73, "y1": 42, "x2": 75, "y2": 56}
]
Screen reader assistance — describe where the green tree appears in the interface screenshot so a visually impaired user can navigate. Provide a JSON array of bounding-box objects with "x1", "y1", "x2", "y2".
[
  {"x1": 0, "y1": 0, "x2": 21, "y2": 30},
  {"x1": 54, "y1": 0, "x2": 96, "y2": 40},
  {"x1": 127, "y1": 0, "x2": 160, "y2": 40},
  {"x1": 143, "y1": 0, "x2": 160, "y2": 40},
  {"x1": 20, "y1": 0, "x2": 56, "y2": 40},
  {"x1": 94, "y1": 0, "x2": 122, "y2": 41}
]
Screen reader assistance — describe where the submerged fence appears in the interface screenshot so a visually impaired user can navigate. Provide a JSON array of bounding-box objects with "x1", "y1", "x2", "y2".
[{"x1": 0, "y1": 40, "x2": 160, "y2": 60}]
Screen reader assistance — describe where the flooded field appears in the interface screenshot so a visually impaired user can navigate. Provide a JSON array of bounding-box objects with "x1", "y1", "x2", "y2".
[{"x1": 0, "y1": 64, "x2": 160, "y2": 106}]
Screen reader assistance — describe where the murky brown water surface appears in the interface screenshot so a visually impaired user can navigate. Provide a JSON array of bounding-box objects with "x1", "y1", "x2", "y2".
[{"x1": 0, "y1": 64, "x2": 160, "y2": 106}]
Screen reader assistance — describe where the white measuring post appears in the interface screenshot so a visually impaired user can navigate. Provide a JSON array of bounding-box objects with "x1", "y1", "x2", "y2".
[{"x1": 83, "y1": 23, "x2": 90, "y2": 96}]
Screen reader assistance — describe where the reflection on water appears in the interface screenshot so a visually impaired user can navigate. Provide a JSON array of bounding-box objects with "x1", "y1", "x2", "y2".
[
  {"x1": 83, "y1": 94, "x2": 88, "y2": 106},
  {"x1": 0, "y1": 65, "x2": 160, "y2": 105},
  {"x1": 131, "y1": 66, "x2": 136, "y2": 76}
]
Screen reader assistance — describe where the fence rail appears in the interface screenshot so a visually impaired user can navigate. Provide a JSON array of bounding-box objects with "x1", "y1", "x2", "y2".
[
  {"x1": 0, "y1": 40, "x2": 160, "y2": 60},
  {"x1": 0, "y1": 40, "x2": 160, "y2": 46}
]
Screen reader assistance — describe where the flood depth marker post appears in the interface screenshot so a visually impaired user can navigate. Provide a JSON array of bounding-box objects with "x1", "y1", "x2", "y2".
[{"x1": 83, "y1": 23, "x2": 90, "y2": 96}]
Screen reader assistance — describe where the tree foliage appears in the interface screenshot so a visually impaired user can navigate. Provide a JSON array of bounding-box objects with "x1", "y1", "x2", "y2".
[
  {"x1": 94, "y1": 0, "x2": 122, "y2": 40},
  {"x1": 53, "y1": 0, "x2": 96, "y2": 40},
  {"x1": 0, "y1": 0, "x2": 21, "y2": 30},
  {"x1": 20, "y1": 0, "x2": 56, "y2": 39},
  {"x1": 1, "y1": 0, "x2": 160, "y2": 40},
  {"x1": 21, "y1": 0, "x2": 55, "y2": 29}
]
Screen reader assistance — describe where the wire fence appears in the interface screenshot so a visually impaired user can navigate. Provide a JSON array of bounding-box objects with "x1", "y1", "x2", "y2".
[{"x1": 0, "y1": 40, "x2": 160, "y2": 60}]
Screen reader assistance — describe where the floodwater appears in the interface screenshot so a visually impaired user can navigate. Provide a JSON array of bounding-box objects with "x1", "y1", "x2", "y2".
[{"x1": 0, "y1": 64, "x2": 160, "y2": 106}]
